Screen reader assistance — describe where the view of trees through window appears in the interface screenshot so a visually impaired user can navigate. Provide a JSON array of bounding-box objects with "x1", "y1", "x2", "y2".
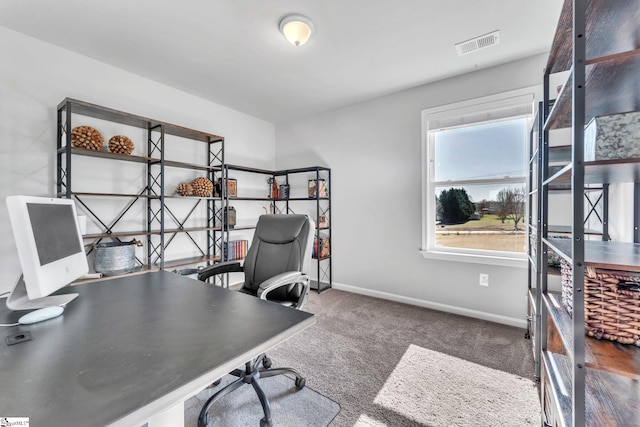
[
  {"x1": 432, "y1": 117, "x2": 528, "y2": 253},
  {"x1": 435, "y1": 185, "x2": 526, "y2": 252}
]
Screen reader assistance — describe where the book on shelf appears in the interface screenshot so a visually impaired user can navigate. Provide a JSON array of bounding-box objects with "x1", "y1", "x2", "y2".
[
  {"x1": 312, "y1": 233, "x2": 330, "y2": 259},
  {"x1": 224, "y1": 239, "x2": 248, "y2": 261}
]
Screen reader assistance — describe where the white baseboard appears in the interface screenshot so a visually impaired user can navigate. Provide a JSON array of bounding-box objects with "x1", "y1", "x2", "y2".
[{"x1": 332, "y1": 282, "x2": 527, "y2": 328}]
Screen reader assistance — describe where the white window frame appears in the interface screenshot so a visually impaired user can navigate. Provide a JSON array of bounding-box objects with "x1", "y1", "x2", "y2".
[{"x1": 420, "y1": 87, "x2": 539, "y2": 268}]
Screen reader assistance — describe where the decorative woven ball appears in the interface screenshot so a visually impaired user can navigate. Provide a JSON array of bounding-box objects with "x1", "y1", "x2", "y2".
[
  {"x1": 108, "y1": 135, "x2": 135, "y2": 155},
  {"x1": 176, "y1": 182, "x2": 194, "y2": 196},
  {"x1": 71, "y1": 126, "x2": 104, "y2": 150},
  {"x1": 191, "y1": 177, "x2": 213, "y2": 197}
]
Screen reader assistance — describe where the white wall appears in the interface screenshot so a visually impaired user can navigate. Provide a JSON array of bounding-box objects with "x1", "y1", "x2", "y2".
[
  {"x1": 275, "y1": 54, "x2": 550, "y2": 326},
  {"x1": 0, "y1": 27, "x2": 275, "y2": 295}
]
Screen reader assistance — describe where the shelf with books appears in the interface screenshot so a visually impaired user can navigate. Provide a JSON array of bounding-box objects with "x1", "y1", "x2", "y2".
[{"x1": 221, "y1": 165, "x2": 332, "y2": 292}]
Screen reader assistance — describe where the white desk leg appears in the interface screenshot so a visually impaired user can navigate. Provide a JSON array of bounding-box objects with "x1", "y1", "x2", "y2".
[{"x1": 146, "y1": 401, "x2": 184, "y2": 427}]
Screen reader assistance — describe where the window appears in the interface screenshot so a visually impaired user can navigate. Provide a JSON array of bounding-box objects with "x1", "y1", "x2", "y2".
[{"x1": 421, "y1": 89, "x2": 536, "y2": 266}]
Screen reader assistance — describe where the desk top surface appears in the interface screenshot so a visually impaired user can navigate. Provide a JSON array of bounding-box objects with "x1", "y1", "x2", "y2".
[{"x1": 0, "y1": 271, "x2": 314, "y2": 426}]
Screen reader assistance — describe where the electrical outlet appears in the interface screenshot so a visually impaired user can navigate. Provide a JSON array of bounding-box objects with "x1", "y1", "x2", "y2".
[{"x1": 479, "y1": 273, "x2": 489, "y2": 287}]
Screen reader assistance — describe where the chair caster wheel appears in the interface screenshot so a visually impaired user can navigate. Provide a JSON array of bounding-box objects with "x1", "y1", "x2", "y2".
[
  {"x1": 295, "y1": 377, "x2": 306, "y2": 390},
  {"x1": 260, "y1": 417, "x2": 272, "y2": 427},
  {"x1": 262, "y1": 357, "x2": 272, "y2": 369}
]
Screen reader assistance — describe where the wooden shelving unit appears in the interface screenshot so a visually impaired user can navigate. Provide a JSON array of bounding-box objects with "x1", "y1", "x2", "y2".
[
  {"x1": 534, "y1": 1, "x2": 640, "y2": 426},
  {"x1": 57, "y1": 98, "x2": 226, "y2": 278}
]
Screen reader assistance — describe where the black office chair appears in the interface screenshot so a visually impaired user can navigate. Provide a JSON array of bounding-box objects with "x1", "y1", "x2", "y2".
[{"x1": 196, "y1": 214, "x2": 315, "y2": 427}]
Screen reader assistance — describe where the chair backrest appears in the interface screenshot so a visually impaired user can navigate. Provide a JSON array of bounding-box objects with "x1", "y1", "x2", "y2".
[{"x1": 242, "y1": 214, "x2": 314, "y2": 302}]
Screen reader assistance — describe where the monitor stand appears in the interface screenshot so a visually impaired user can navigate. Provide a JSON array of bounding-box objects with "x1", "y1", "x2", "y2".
[{"x1": 6, "y1": 275, "x2": 78, "y2": 311}]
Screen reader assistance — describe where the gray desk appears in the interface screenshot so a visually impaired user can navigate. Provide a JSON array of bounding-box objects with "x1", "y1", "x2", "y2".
[{"x1": 0, "y1": 271, "x2": 314, "y2": 426}]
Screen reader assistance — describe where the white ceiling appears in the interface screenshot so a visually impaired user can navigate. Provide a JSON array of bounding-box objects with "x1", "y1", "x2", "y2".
[{"x1": 0, "y1": 0, "x2": 562, "y2": 123}]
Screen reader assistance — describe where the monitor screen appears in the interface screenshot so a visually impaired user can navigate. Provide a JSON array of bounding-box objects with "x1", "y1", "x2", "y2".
[
  {"x1": 6, "y1": 195, "x2": 88, "y2": 310},
  {"x1": 27, "y1": 203, "x2": 83, "y2": 266}
]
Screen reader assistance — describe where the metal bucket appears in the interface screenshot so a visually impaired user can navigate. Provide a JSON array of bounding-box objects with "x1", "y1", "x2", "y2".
[{"x1": 93, "y1": 240, "x2": 141, "y2": 276}]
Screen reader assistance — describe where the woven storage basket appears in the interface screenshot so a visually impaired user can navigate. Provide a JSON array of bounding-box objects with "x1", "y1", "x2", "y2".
[{"x1": 561, "y1": 259, "x2": 640, "y2": 346}]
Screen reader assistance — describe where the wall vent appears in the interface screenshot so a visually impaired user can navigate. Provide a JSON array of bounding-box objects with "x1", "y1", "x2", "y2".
[{"x1": 455, "y1": 30, "x2": 500, "y2": 56}]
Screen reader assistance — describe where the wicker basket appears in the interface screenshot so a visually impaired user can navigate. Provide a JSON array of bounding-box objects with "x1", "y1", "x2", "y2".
[{"x1": 561, "y1": 259, "x2": 640, "y2": 346}]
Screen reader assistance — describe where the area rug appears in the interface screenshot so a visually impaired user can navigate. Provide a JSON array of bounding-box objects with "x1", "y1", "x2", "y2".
[
  {"x1": 184, "y1": 374, "x2": 341, "y2": 427},
  {"x1": 368, "y1": 345, "x2": 540, "y2": 426}
]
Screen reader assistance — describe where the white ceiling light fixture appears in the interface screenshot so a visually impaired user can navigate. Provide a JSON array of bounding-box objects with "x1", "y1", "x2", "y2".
[{"x1": 279, "y1": 14, "x2": 315, "y2": 46}]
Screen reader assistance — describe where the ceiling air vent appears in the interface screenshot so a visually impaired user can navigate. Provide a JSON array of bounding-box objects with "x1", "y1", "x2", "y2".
[{"x1": 455, "y1": 30, "x2": 500, "y2": 56}]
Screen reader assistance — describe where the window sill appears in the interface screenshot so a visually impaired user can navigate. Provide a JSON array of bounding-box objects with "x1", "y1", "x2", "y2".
[{"x1": 420, "y1": 249, "x2": 527, "y2": 268}]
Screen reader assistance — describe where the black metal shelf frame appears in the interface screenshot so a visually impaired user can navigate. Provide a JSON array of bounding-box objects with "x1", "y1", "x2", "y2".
[
  {"x1": 224, "y1": 164, "x2": 332, "y2": 293},
  {"x1": 56, "y1": 98, "x2": 226, "y2": 275}
]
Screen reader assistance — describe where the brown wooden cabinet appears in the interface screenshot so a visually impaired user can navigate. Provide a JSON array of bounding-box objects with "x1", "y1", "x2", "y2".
[{"x1": 535, "y1": 1, "x2": 640, "y2": 426}]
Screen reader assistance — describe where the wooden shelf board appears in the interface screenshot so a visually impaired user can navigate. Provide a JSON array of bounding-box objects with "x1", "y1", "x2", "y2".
[
  {"x1": 65, "y1": 191, "x2": 160, "y2": 199},
  {"x1": 164, "y1": 226, "x2": 222, "y2": 234},
  {"x1": 228, "y1": 196, "x2": 329, "y2": 202},
  {"x1": 310, "y1": 280, "x2": 331, "y2": 292},
  {"x1": 544, "y1": 293, "x2": 575, "y2": 358},
  {"x1": 543, "y1": 163, "x2": 572, "y2": 187},
  {"x1": 545, "y1": 0, "x2": 640, "y2": 74},
  {"x1": 548, "y1": 145, "x2": 572, "y2": 164},
  {"x1": 548, "y1": 238, "x2": 640, "y2": 271},
  {"x1": 164, "y1": 195, "x2": 222, "y2": 201},
  {"x1": 163, "y1": 159, "x2": 222, "y2": 172},
  {"x1": 225, "y1": 225, "x2": 256, "y2": 231},
  {"x1": 60, "y1": 147, "x2": 159, "y2": 164},
  {"x1": 290, "y1": 197, "x2": 330, "y2": 201},
  {"x1": 225, "y1": 164, "x2": 274, "y2": 174},
  {"x1": 83, "y1": 230, "x2": 160, "y2": 239},
  {"x1": 546, "y1": 292, "x2": 640, "y2": 378},
  {"x1": 544, "y1": 157, "x2": 640, "y2": 184},
  {"x1": 542, "y1": 351, "x2": 573, "y2": 427},
  {"x1": 163, "y1": 255, "x2": 221, "y2": 269},
  {"x1": 229, "y1": 197, "x2": 274, "y2": 201},
  {"x1": 60, "y1": 147, "x2": 222, "y2": 171},
  {"x1": 543, "y1": 346, "x2": 640, "y2": 427},
  {"x1": 60, "y1": 98, "x2": 224, "y2": 143},
  {"x1": 548, "y1": 225, "x2": 602, "y2": 235},
  {"x1": 584, "y1": 365, "x2": 640, "y2": 426},
  {"x1": 547, "y1": 49, "x2": 640, "y2": 130}
]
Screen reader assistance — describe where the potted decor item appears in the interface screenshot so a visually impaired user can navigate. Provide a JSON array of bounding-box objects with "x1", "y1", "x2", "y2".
[{"x1": 93, "y1": 239, "x2": 142, "y2": 276}]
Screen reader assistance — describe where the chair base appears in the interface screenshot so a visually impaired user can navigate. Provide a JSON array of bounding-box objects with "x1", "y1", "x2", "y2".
[{"x1": 197, "y1": 354, "x2": 305, "y2": 427}]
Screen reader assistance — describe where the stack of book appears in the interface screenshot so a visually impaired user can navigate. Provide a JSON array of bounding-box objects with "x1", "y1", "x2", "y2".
[
  {"x1": 312, "y1": 234, "x2": 330, "y2": 259},
  {"x1": 225, "y1": 240, "x2": 248, "y2": 261}
]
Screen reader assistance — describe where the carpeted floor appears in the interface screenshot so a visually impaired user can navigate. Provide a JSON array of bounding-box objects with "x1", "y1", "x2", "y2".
[
  {"x1": 264, "y1": 288, "x2": 539, "y2": 426},
  {"x1": 185, "y1": 374, "x2": 340, "y2": 426}
]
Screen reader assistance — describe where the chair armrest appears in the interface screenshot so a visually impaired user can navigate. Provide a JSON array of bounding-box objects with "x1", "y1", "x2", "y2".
[
  {"x1": 257, "y1": 272, "x2": 310, "y2": 309},
  {"x1": 197, "y1": 261, "x2": 243, "y2": 282}
]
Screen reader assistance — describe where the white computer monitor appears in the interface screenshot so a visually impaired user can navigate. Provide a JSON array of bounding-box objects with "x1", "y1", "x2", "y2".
[{"x1": 5, "y1": 195, "x2": 89, "y2": 310}]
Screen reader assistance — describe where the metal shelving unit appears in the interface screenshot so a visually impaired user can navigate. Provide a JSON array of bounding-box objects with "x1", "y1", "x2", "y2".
[
  {"x1": 57, "y1": 98, "x2": 225, "y2": 277},
  {"x1": 224, "y1": 164, "x2": 332, "y2": 293},
  {"x1": 534, "y1": 1, "x2": 640, "y2": 426}
]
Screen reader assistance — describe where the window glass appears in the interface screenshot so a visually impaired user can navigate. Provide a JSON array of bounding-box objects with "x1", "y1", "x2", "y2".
[
  {"x1": 434, "y1": 183, "x2": 526, "y2": 253},
  {"x1": 434, "y1": 119, "x2": 527, "y2": 182},
  {"x1": 426, "y1": 114, "x2": 530, "y2": 257}
]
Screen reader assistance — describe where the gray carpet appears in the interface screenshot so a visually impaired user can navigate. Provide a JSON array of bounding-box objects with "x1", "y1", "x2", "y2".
[
  {"x1": 185, "y1": 374, "x2": 340, "y2": 426},
  {"x1": 264, "y1": 288, "x2": 539, "y2": 426}
]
